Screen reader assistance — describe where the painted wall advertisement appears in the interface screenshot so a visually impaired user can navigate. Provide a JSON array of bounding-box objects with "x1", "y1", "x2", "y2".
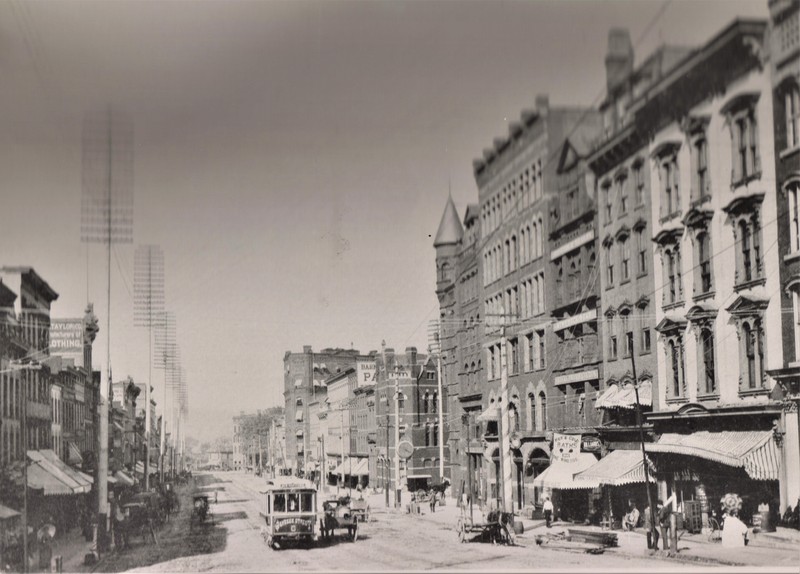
[
  {"x1": 552, "y1": 432, "x2": 581, "y2": 463},
  {"x1": 357, "y1": 360, "x2": 376, "y2": 386},
  {"x1": 49, "y1": 319, "x2": 83, "y2": 353}
]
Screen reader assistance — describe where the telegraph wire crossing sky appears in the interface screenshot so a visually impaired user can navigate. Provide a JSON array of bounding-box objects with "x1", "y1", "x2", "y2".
[{"x1": 0, "y1": 0, "x2": 768, "y2": 442}]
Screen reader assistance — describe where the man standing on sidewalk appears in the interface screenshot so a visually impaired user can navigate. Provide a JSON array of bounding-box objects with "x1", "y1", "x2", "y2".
[
  {"x1": 643, "y1": 503, "x2": 659, "y2": 550},
  {"x1": 543, "y1": 497, "x2": 554, "y2": 528}
]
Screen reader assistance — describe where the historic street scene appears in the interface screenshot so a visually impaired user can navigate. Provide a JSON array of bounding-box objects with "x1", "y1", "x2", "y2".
[{"x1": 1, "y1": 0, "x2": 799, "y2": 572}]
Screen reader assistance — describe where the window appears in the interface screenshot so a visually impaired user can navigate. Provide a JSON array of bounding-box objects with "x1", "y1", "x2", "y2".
[
  {"x1": 433, "y1": 423, "x2": 439, "y2": 446},
  {"x1": 425, "y1": 424, "x2": 431, "y2": 446},
  {"x1": 667, "y1": 337, "x2": 685, "y2": 398},
  {"x1": 432, "y1": 392, "x2": 437, "y2": 414},
  {"x1": 606, "y1": 243, "x2": 614, "y2": 286},
  {"x1": 620, "y1": 235, "x2": 630, "y2": 281},
  {"x1": 692, "y1": 135, "x2": 709, "y2": 201},
  {"x1": 741, "y1": 320, "x2": 765, "y2": 390},
  {"x1": 527, "y1": 333, "x2": 535, "y2": 371},
  {"x1": 697, "y1": 232, "x2": 713, "y2": 294},
  {"x1": 661, "y1": 157, "x2": 679, "y2": 216},
  {"x1": 788, "y1": 182, "x2": 800, "y2": 254},
  {"x1": 787, "y1": 85, "x2": 800, "y2": 150},
  {"x1": 609, "y1": 335, "x2": 618, "y2": 360},
  {"x1": 422, "y1": 392, "x2": 429, "y2": 414},
  {"x1": 727, "y1": 102, "x2": 760, "y2": 184},
  {"x1": 537, "y1": 330, "x2": 546, "y2": 369},
  {"x1": 623, "y1": 330, "x2": 633, "y2": 358},
  {"x1": 537, "y1": 392, "x2": 547, "y2": 431},
  {"x1": 604, "y1": 183, "x2": 613, "y2": 222},
  {"x1": 664, "y1": 248, "x2": 682, "y2": 304},
  {"x1": 398, "y1": 393, "x2": 405, "y2": 411},
  {"x1": 633, "y1": 162, "x2": 645, "y2": 206},
  {"x1": 700, "y1": 327, "x2": 716, "y2": 395},
  {"x1": 636, "y1": 227, "x2": 648, "y2": 275},
  {"x1": 641, "y1": 328, "x2": 651, "y2": 353},
  {"x1": 617, "y1": 176, "x2": 628, "y2": 215},
  {"x1": 509, "y1": 338, "x2": 519, "y2": 375}
]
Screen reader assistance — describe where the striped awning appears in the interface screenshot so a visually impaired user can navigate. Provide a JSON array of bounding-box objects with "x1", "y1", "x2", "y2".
[
  {"x1": 114, "y1": 470, "x2": 135, "y2": 487},
  {"x1": 0, "y1": 504, "x2": 20, "y2": 520},
  {"x1": 645, "y1": 431, "x2": 780, "y2": 481},
  {"x1": 532, "y1": 453, "x2": 598, "y2": 490},
  {"x1": 134, "y1": 461, "x2": 145, "y2": 476},
  {"x1": 596, "y1": 381, "x2": 652, "y2": 409},
  {"x1": 575, "y1": 449, "x2": 656, "y2": 487},
  {"x1": 351, "y1": 458, "x2": 369, "y2": 476},
  {"x1": 67, "y1": 442, "x2": 83, "y2": 465},
  {"x1": 27, "y1": 464, "x2": 74, "y2": 495},
  {"x1": 476, "y1": 404, "x2": 499, "y2": 422},
  {"x1": 27, "y1": 450, "x2": 91, "y2": 494}
]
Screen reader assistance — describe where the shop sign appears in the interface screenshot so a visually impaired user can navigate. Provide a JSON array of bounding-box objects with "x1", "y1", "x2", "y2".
[
  {"x1": 552, "y1": 433, "x2": 581, "y2": 463},
  {"x1": 581, "y1": 436, "x2": 602, "y2": 452},
  {"x1": 49, "y1": 319, "x2": 83, "y2": 353}
]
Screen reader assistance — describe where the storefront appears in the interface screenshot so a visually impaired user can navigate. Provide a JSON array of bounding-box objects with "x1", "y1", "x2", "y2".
[
  {"x1": 532, "y1": 452, "x2": 598, "y2": 522},
  {"x1": 645, "y1": 430, "x2": 781, "y2": 528}
]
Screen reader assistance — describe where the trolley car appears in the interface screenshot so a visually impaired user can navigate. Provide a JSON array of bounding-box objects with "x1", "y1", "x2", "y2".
[{"x1": 260, "y1": 476, "x2": 318, "y2": 549}]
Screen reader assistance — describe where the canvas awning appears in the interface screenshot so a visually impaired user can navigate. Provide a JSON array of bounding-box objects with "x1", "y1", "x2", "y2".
[
  {"x1": 107, "y1": 474, "x2": 118, "y2": 485},
  {"x1": 532, "y1": 453, "x2": 598, "y2": 490},
  {"x1": 114, "y1": 470, "x2": 135, "y2": 487},
  {"x1": 575, "y1": 450, "x2": 656, "y2": 487},
  {"x1": 134, "y1": 461, "x2": 145, "y2": 476},
  {"x1": 476, "y1": 404, "x2": 499, "y2": 422},
  {"x1": 644, "y1": 431, "x2": 780, "y2": 480},
  {"x1": 28, "y1": 450, "x2": 91, "y2": 494},
  {"x1": 27, "y1": 464, "x2": 74, "y2": 495},
  {"x1": 67, "y1": 442, "x2": 83, "y2": 465},
  {"x1": 350, "y1": 458, "x2": 369, "y2": 476},
  {"x1": 596, "y1": 381, "x2": 652, "y2": 409},
  {"x1": 0, "y1": 504, "x2": 20, "y2": 520}
]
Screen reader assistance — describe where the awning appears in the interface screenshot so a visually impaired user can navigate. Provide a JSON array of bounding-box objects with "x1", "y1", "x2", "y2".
[
  {"x1": 350, "y1": 458, "x2": 369, "y2": 476},
  {"x1": 0, "y1": 504, "x2": 20, "y2": 520},
  {"x1": 67, "y1": 442, "x2": 83, "y2": 465},
  {"x1": 28, "y1": 450, "x2": 91, "y2": 494},
  {"x1": 476, "y1": 404, "x2": 499, "y2": 422},
  {"x1": 114, "y1": 470, "x2": 135, "y2": 487},
  {"x1": 27, "y1": 464, "x2": 74, "y2": 495},
  {"x1": 645, "y1": 431, "x2": 780, "y2": 480},
  {"x1": 107, "y1": 474, "x2": 118, "y2": 485},
  {"x1": 532, "y1": 453, "x2": 598, "y2": 490},
  {"x1": 596, "y1": 381, "x2": 652, "y2": 409},
  {"x1": 575, "y1": 450, "x2": 656, "y2": 487},
  {"x1": 135, "y1": 462, "x2": 145, "y2": 476}
]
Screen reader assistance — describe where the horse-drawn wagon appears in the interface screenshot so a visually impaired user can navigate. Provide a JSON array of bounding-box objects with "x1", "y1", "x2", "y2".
[{"x1": 319, "y1": 496, "x2": 359, "y2": 542}]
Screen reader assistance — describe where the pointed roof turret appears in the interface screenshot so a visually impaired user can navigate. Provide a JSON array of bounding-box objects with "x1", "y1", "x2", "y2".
[{"x1": 433, "y1": 195, "x2": 464, "y2": 247}]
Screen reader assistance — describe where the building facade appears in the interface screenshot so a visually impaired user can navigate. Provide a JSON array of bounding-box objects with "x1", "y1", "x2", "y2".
[
  {"x1": 767, "y1": 0, "x2": 800, "y2": 512},
  {"x1": 283, "y1": 346, "x2": 368, "y2": 474}
]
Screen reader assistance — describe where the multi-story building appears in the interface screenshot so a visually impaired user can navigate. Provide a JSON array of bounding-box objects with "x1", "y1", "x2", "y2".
[
  {"x1": 587, "y1": 32, "x2": 692, "y2": 463},
  {"x1": 433, "y1": 197, "x2": 483, "y2": 497},
  {"x1": 471, "y1": 95, "x2": 598, "y2": 510},
  {"x1": 0, "y1": 267, "x2": 58, "y2": 464},
  {"x1": 283, "y1": 346, "x2": 368, "y2": 474},
  {"x1": 633, "y1": 18, "x2": 792, "y2": 522},
  {"x1": 767, "y1": 0, "x2": 800, "y2": 513},
  {"x1": 373, "y1": 345, "x2": 446, "y2": 496}
]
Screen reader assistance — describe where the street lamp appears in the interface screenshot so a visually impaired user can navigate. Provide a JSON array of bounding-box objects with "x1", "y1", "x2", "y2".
[{"x1": 5, "y1": 359, "x2": 43, "y2": 574}]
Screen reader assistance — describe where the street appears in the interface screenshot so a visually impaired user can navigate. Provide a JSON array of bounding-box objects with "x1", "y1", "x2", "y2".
[{"x1": 99, "y1": 472, "x2": 703, "y2": 572}]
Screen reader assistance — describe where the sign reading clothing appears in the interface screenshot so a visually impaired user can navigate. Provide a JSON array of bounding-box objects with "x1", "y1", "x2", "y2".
[
  {"x1": 49, "y1": 319, "x2": 83, "y2": 353},
  {"x1": 552, "y1": 433, "x2": 581, "y2": 463}
]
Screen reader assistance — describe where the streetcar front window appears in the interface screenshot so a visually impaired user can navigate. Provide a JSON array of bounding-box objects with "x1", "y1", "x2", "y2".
[
  {"x1": 273, "y1": 493, "x2": 286, "y2": 512},
  {"x1": 301, "y1": 492, "x2": 314, "y2": 512},
  {"x1": 287, "y1": 493, "x2": 299, "y2": 512}
]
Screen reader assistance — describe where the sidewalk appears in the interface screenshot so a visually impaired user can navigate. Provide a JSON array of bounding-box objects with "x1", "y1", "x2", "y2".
[{"x1": 364, "y1": 491, "x2": 799, "y2": 568}]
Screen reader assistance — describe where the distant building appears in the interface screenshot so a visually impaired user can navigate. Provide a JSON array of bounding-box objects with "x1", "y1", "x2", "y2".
[{"x1": 283, "y1": 346, "x2": 370, "y2": 474}]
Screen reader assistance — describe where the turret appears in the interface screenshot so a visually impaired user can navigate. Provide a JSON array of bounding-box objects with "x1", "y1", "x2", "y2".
[{"x1": 434, "y1": 195, "x2": 463, "y2": 295}]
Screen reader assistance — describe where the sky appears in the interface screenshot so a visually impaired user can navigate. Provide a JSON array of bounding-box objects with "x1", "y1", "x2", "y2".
[{"x1": 0, "y1": 0, "x2": 768, "y2": 443}]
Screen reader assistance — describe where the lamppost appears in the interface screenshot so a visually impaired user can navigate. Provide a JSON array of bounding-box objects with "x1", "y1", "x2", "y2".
[{"x1": 6, "y1": 359, "x2": 43, "y2": 574}]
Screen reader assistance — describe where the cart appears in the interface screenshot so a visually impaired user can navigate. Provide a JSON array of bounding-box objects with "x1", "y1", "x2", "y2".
[
  {"x1": 456, "y1": 508, "x2": 516, "y2": 545},
  {"x1": 319, "y1": 497, "x2": 359, "y2": 542},
  {"x1": 260, "y1": 477, "x2": 318, "y2": 549},
  {"x1": 350, "y1": 498, "x2": 371, "y2": 523},
  {"x1": 190, "y1": 494, "x2": 214, "y2": 531}
]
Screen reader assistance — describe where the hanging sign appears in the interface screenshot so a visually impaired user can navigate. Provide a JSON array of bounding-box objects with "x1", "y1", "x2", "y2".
[{"x1": 552, "y1": 433, "x2": 581, "y2": 463}]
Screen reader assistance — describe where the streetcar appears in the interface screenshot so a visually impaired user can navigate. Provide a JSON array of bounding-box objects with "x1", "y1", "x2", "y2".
[{"x1": 260, "y1": 476, "x2": 318, "y2": 549}]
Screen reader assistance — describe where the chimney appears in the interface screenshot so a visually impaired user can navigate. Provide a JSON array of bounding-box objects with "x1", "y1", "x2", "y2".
[
  {"x1": 535, "y1": 94, "x2": 549, "y2": 114},
  {"x1": 405, "y1": 346, "x2": 417, "y2": 366},
  {"x1": 303, "y1": 345, "x2": 312, "y2": 354},
  {"x1": 605, "y1": 28, "x2": 633, "y2": 93}
]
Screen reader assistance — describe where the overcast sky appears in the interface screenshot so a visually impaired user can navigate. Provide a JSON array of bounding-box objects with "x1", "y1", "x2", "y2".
[{"x1": 0, "y1": 0, "x2": 767, "y2": 442}]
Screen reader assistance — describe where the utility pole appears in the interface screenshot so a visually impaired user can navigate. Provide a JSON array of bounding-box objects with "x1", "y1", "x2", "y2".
[
  {"x1": 394, "y1": 377, "x2": 401, "y2": 509},
  {"x1": 498, "y1": 309, "x2": 513, "y2": 513},
  {"x1": 628, "y1": 333, "x2": 657, "y2": 549},
  {"x1": 339, "y1": 408, "x2": 345, "y2": 489},
  {"x1": 258, "y1": 434, "x2": 263, "y2": 475},
  {"x1": 435, "y1": 336, "x2": 445, "y2": 481},
  {"x1": 384, "y1": 414, "x2": 390, "y2": 508},
  {"x1": 467, "y1": 412, "x2": 474, "y2": 523},
  {"x1": 320, "y1": 434, "x2": 326, "y2": 493}
]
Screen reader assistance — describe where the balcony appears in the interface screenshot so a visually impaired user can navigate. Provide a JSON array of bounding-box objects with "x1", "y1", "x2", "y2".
[{"x1": 773, "y1": 7, "x2": 800, "y2": 68}]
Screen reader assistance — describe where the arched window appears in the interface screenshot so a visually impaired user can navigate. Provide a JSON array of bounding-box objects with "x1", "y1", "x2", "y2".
[
  {"x1": 398, "y1": 393, "x2": 405, "y2": 411},
  {"x1": 787, "y1": 83, "x2": 800, "y2": 149},
  {"x1": 432, "y1": 392, "x2": 438, "y2": 414},
  {"x1": 536, "y1": 392, "x2": 547, "y2": 432},
  {"x1": 433, "y1": 423, "x2": 439, "y2": 446},
  {"x1": 698, "y1": 232, "x2": 712, "y2": 293},
  {"x1": 423, "y1": 392, "x2": 429, "y2": 414},
  {"x1": 425, "y1": 424, "x2": 431, "y2": 446},
  {"x1": 740, "y1": 221, "x2": 753, "y2": 282}
]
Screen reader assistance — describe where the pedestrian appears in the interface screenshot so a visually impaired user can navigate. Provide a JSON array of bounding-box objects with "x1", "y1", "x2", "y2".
[
  {"x1": 430, "y1": 491, "x2": 437, "y2": 514},
  {"x1": 623, "y1": 501, "x2": 640, "y2": 531},
  {"x1": 721, "y1": 509, "x2": 749, "y2": 548},
  {"x1": 642, "y1": 503, "x2": 658, "y2": 549},
  {"x1": 658, "y1": 498, "x2": 673, "y2": 551},
  {"x1": 543, "y1": 496, "x2": 554, "y2": 528}
]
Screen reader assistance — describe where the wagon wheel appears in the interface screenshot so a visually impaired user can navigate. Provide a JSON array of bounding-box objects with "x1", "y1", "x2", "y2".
[{"x1": 351, "y1": 517, "x2": 359, "y2": 542}]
